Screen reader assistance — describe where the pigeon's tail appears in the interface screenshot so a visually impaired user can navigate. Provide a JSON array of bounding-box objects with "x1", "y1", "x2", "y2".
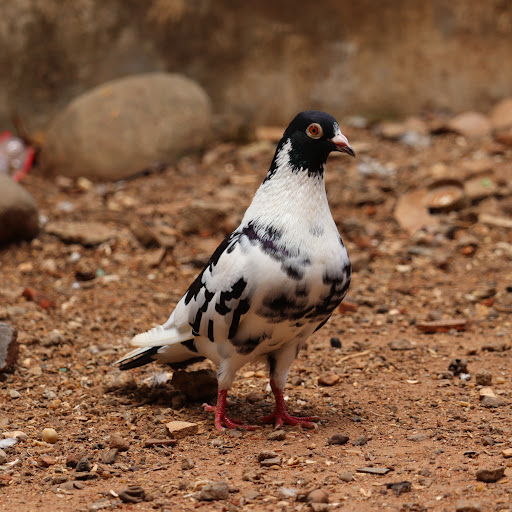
[
  {"x1": 116, "y1": 346, "x2": 161, "y2": 370},
  {"x1": 115, "y1": 321, "x2": 201, "y2": 370}
]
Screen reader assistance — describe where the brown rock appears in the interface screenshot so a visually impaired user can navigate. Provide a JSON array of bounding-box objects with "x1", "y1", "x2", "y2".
[
  {"x1": 474, "y1": 369, "x2": 492, "y2": 386},
  {"x1": 109, "y1": 433, "x2": 130, "y2": 452},
  {"x1": 475, "y1": 466, "x2": 505, "y2": 483},
  {"x1": 328, "y1": 434, "x2": 349, "y2": 445},
  {"x1": 307, "y1": 489, "x2": 329, "y2": 503},
  {"x1": 0, "y1": 322, "x2": 18, "y2": 373},
  {"x1": 166, "y1": 421, "x2": 198, "y2": 439},
  {"x1": 318, "y1": 373, "x2": 340, "y2": 386}
]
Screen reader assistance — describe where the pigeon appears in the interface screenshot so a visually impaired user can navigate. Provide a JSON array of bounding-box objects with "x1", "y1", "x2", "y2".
[{"x1": 115, "y1": 111, "x2": 355, "y2": 430}]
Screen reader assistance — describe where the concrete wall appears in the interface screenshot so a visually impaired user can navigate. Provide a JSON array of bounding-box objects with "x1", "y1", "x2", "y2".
[{"x1": 1, "y1": 0, "x2": 511, "y2": 136}]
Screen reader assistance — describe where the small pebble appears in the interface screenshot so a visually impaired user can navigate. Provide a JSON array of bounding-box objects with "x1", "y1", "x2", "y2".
[
  {"x1": 455, "y1": 500, "x2": 482, "y2": 512},
  {"x1": 386, "y1": 481, "x2": 411, "y2": 496},
  {"x1": 257, "y1": 450, "x2": 278, "y2": 462},
  {"x1": 338, "y1": 472, "x2": 354, "y2": 482},
  {"x1": 259, "y1": 456, "x2": 281, "y2": 467},
  {"x1": 66, "y1": 453, "x2": 82, "y2": 468},
  {"x1": 101, "y1": 448, "x2": 118, "y2": 464},
  {"x1": 198, "y1": 481, "x2": 229, "y2": 501},
  {"x1": 475, "y1": 369, "x2": 492, "y2": 386},
  {"x1": 328, "y1": 434, "x2": 349, "y2": 445},
  {"x1": 388, "y1": 338, "x2": 414, "y2": 351},
  {"x1": 8, "y1": 389, "x2": 20, "y2": 399},
  {"x1": 307, "y1": 489, "x2": 329, "y2": 503},
  {"x1": 88, "y1": 499, "x2": 113, "y2": 512},
  {"x1": 267, "y1": 430, "x2": 287, "y2": 441},
  {"x1": 109, "y1": 433, "x2": 130, "y2": 452},
  {"x1": 0, "y1": 448, "x2": 7, "y2": 464},
  {"x1": 502, "y1": 448, "x2": 512, "y2": 458},
  {"x1": 76, "y1": 457, "x2": 91, "y2": 473},
  {"x1": 353, "y1": 435, "x2": 368, "y2": 446},
  {"x1": 330, "y1": 337, "x2": 342, "y2": 348},
  {"x1": 42, "y1": 428, "x2": 58, "y2": 444},
  {"x1": 181, "y1": 457, "x2": 195, "y2": 470},
  {"x1": 475, "y1": 466, "x2": 505, "y2": 483},
  {"x1": 318, "y1": 373, "x2": 340, "y2": 386},
  {"x1": 3, "y1": 430, "x2": 27, "y2": 441},
  {"x1": 448, "y1": 358, "x2": 468, "y2": 376},
  {"x1": 480, "y1": 395, "x2": 506, "y2": 408},
  {"x1": 118, "y1": 485, "x2": 146, "y2": 503},
  {"x1": 407, "y1": 433, "x2": 427, "y2": 442}
]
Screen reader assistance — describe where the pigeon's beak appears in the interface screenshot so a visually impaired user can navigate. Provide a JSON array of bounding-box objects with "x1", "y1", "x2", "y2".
[{"x1": 331, "y1": 134, "x2": 356, "y2": 157}]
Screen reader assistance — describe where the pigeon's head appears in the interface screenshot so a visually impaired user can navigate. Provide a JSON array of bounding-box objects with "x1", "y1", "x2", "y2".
[{"x1": 283, "y1": 111, "x2": 355, "y2": 162}]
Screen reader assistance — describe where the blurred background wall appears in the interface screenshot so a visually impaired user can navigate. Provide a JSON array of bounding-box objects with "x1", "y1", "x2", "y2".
[{"x1": 1, "y1": 0, "x2": 511, "y2": 137}]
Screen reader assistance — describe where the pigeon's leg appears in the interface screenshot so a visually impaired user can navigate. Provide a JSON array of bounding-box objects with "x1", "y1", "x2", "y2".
[
  {"x1": 202, "y1": 361, "x2": 259, "y2": 431},
  {"x1": 259, "y1": 346, "x2": 319, "y2": 429}
]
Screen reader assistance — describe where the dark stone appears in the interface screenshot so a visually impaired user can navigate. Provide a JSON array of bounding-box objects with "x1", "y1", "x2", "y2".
[{"x1": 0, "y1": 323, "x2": 18, "y2": 373}]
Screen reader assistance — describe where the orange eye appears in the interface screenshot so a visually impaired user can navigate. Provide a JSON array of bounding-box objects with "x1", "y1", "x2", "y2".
[{"x1": 306, "y1": 123, "x2": 323, "y2": 139}]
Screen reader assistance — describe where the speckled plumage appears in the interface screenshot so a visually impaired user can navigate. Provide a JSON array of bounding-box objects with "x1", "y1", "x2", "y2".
[{"x1": 116, "y1": 111, "x2": 355, "y2": 430}]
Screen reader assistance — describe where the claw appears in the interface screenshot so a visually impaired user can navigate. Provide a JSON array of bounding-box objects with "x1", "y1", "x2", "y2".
[
  {"x1": 203, "y1": 390, "x2": 259, "y2": 431},
  {"x1": 260, "y1": 379, "x2": 319, "y2": 429}
]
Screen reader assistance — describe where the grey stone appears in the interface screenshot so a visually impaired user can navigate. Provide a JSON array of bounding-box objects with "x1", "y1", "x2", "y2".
[
  {"x1": 480, "y1": 395, "x2": 506, "y2": 408},
  {"x1": 41, "y1": 73, "x2": 212, "y2": 181},
  {"x1": 198, "y1": 481, "x2": 229, "y2": 501},
  {"x1": 388, "y1": 338, "x2": 414, "y2": 351},
  {"x1": 0, "y1": 322, "x2": 18, "y2": 373},
  {"x1": 0, "y1": 175, "x2": 39, "y2": 245}
]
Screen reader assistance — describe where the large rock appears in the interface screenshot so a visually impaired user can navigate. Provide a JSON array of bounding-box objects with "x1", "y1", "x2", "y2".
[
  {"x1": 0, "y1": 175, "x2": 39, "y2": 244},
  {"x1": 41, "y1": 73, "x2": 212, "y2": 181}
]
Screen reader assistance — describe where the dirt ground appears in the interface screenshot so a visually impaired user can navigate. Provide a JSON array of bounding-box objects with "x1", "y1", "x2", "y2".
[{"x1": 1, "y1": 121, "x2": 512, "y2": 512}]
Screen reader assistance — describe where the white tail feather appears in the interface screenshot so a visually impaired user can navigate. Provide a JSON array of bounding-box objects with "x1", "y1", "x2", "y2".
[{"x1": 131, "y1": 324, "x2": 192, "y2": 347}]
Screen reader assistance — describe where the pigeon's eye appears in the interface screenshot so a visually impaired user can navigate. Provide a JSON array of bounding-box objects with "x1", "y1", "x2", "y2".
[{"x1": 306, "y1": 123, "x2": 323, "y2": 139}]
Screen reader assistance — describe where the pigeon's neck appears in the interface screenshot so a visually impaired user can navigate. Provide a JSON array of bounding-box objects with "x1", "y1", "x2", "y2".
[{"x1": 242, "y1": 139, "x2": 333, "y2": 232}]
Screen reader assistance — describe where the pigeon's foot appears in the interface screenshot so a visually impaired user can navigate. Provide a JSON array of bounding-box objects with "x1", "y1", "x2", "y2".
[
  {"x1": 259, "y1": 410, "x2": 319, "y2": 429},
  {"x1": 203, "y1": 390, "x2": 259, "y2": 431},
  {"x1": 260, "y1": 379, "x2": 319, "y2": 429}
]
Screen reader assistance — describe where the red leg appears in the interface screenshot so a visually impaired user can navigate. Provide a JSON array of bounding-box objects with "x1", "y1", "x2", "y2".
[
  {"x1": 203, "y1": 389, "x2": 259, "y2": 431},
  {"x1": 259, "y1": 379, "x2": 319, "y2": 429}
]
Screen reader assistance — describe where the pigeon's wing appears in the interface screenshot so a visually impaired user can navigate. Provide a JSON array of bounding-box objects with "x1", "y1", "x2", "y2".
[
  {"x1": 125, "y1": 232, "x2": 254, "y2": 351},
  {"x1": 171, "y1": 231, "x2": 254, "y2": 345}
]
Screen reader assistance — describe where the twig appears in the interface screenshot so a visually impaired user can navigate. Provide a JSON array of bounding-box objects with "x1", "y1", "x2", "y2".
[{"x1": 337, "y1": 349, "x2": 371, "y2": 363}]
